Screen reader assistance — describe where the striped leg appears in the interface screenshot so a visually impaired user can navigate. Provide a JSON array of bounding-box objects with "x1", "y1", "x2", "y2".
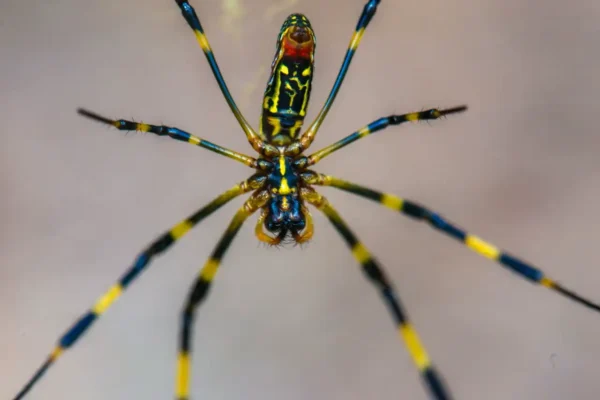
[
  {"x1": 13, "y1": 175, "x2": 266, "y2": 400},
  {"x1": 77, "y1": 108, "x2": 265, "y2": 169},
  {"x1": 302, "y1": 188, "x2": 453, "y2": 400},
  {"x1": 304, "y1": 106, "x2": 467, "y2": 165},
  {"x1": 287, "y1": 0, "x2": 382, "y2": 156},
  {"x1": 175, "y1": 190, "x2": 269, "y2": 400},
  {"x1": 174, "y1": 1, "x2": 278, "y2": 157},
  {"x1": 303, "y1": 172, "x2": 600, "y2": 313}
]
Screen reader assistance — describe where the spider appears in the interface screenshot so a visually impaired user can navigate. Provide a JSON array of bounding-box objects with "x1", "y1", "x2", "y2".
[{"x1": 14, "y1": 1, "x2": 600, "y2": 399}]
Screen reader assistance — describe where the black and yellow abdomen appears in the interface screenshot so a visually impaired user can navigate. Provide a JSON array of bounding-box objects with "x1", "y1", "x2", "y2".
[{"x1": 260, "y1": 14, "x2": 315, "y2": 146}]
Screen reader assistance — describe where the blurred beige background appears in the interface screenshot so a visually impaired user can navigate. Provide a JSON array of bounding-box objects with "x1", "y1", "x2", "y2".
[{"x1": 2, "y1": 0, "x2": 600, "y2": 399}]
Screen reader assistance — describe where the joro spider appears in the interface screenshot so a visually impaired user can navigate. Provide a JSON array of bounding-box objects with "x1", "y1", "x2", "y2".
[{"x1": 14, "y1": 1, "x2": 600, "y2": 399}]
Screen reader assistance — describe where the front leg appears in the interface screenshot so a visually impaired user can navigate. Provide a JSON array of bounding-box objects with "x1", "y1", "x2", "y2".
[
  {"x1": 175, "y1": 190, "x2": 269, "y2": 400},
  {"x1": 303, "y1": 172, "x2": 600, "y2": 314},
  {"x1": 302, "y1": 188, "x2": 454, "y2": 400}
]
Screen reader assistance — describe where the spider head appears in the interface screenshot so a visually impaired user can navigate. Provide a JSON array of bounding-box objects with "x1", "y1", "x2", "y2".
[
  {"x1": 257, "y1": 156, "x2": 312, "y2": 245},
  {"x1": 264, "y1": 193, "x2": 306, "y2": 242}
]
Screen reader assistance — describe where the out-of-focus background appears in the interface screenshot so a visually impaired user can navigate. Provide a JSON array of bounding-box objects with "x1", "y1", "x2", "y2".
[{"x1": 2, "y1": 0, "x2": 600, "y2": 399}]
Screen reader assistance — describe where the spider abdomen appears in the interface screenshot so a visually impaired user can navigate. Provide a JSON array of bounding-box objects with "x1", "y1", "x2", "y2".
[{"x1": 260, "y1": 14, "x2": 315, "y2": 146}]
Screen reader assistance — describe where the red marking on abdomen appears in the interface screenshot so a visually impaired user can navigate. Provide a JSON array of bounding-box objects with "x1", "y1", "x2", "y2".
[{"x1": 282, "y1": 37, "x2": 314, "y2": 59}]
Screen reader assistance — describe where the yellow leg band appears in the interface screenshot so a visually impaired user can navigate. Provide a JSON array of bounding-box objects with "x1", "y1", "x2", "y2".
[
  {"x1": 200, "y1": 258, "x2": 220, "y2": 282},
  {"x1": 352, "y1": 243, "x2": 371, "y2": 264},
  {"x1": 188, "y1": 136, "x2": 201, "y2": 145},
  {"x1": 405, "y1": 112, "x2": 419, "y2": 121},
  {"x1": 137, "y1": 123, "x2": 151, "y2": 132},
  {"x1": 357, "y1": 126, "x2": 371, "y2": 137},
  {"x1": 171, "y1": 220, "x2": 193, "y2": 240},
  {"x1": 465, "y1": 235, "x2": 500, "y2": 260},
  {"x1": 540, "y1": 276, "x2": 555, "y2": 288},
  {"x1": 350, "y1": 28, "x2": 365, "y2": 50},
  {"x1": 50, "y1": 346, "x2": 64, "y2": 361},
  {"x1": 399, "y1": 324, "x2": 431, "y2": 371},
  {"x1": 92, "y1": 284, "x2": 123, "y2": 315},
  {"x1": 175, "y1": 352, "x2": 191, "y2": 398},
  {"x1": 381, "y1": 194, "x2": 403, "y2": 211},
  {"x1": 194, "y1": 31, "x2": 211, "y2": 52}
]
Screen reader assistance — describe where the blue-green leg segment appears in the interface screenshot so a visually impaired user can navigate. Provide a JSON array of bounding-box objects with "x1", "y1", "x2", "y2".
[
  {"x1": 303, "y1": 172, "x2": 600, "y2": 314},
  {"x1": 12, "y1": 176, "x2": 266, "y2": 400},
  {"x1": 303, "y1": 189, "x2": 453, "y2": 400}
]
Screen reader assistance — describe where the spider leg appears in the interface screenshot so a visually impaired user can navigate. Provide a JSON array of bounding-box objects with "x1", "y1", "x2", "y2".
[
  {"x1": 77, "y1": 108, "x2": 266, "y2": 169},
  {"x1": 302, "y1": 188, "x2": 453, "y2": 400},
  {"x1": 300, "y1": 106, "x2": 467, "y2": 165},
  {"x1": 12, "y1": 175, "x2": 266, "y2": 400},
  {"x1": 303, "y1": 172, "x2": 600, "y2": 314},
  {"x1": 175, "y1": 190, "x2": 269, "y2": 400},
  {"x1": 290, "y1": 0, "x2": 382, "y2": 155},
  {"x1": 174, "y1": 1, "x2": 279, "y2": 157}
]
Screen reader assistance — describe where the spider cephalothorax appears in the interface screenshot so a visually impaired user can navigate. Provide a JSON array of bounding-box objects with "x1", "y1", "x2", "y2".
[
  {"x1": 16, "y1": 1, "x2": 600, "y2": 400},
  {"x1": 256, "y1": 155, "x2": 312, "y2": 245}
]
